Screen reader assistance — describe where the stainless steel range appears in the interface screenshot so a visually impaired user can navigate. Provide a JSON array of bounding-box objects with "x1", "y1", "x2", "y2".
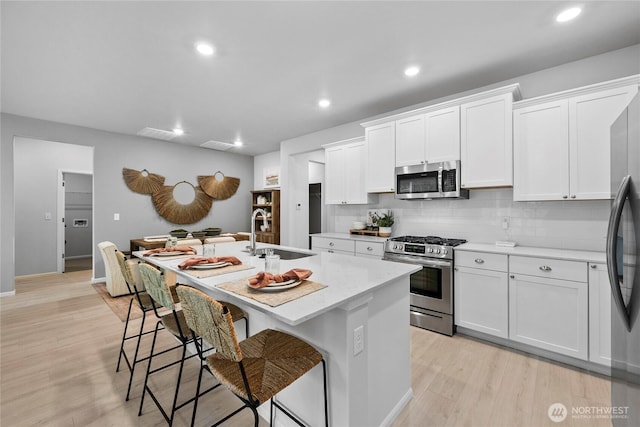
[{"x1": 383, "y1": 236, "x2": 466, "y2": 336}]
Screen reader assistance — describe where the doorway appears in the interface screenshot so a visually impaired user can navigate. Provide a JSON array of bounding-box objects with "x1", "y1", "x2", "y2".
[
  {"x1": 60, "y1": 172, "x2": 93, "y2": 272},
  {"x1": 309, "y1": 183, "x2": 322, "y2": 248}
]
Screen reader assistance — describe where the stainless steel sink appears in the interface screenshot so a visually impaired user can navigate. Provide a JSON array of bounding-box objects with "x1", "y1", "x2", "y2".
[{"x1": 254, "y1": 248, "x2": 315, "y2": 260}]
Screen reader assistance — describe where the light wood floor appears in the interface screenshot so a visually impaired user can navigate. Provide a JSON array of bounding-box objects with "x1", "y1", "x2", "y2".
[{"x1": 1, "y1": 271, "x2": 612, "y2": 427}]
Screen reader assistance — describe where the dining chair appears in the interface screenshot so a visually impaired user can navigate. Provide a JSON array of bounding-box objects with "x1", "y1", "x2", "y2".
[
  {"x1": 114, "y1": 250, "x2": 158, "y2": 401},
  {"x1": 176, "y1": 285, "x2": 329, "y2": 427},
  {"x1": 137, "y1": 264, "x2": 247, "y2": 426},
  {"x1": 98, "y1": 241, "x2": 130, "y2": 296}
]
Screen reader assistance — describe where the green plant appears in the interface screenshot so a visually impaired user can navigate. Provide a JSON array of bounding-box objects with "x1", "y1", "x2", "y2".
[{"x1": 375, "y1": 212, "x2": 394, "y2": 227}]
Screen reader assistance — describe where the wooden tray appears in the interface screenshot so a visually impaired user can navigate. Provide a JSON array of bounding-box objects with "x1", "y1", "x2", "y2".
[{"x1": 349, "y1": 229, "x2": 379, "y2": 236}]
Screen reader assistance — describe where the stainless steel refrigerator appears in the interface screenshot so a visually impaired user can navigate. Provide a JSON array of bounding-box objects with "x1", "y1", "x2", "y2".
[{"x1": 608, "y1": 92, "x2": 640, "y2": 426}]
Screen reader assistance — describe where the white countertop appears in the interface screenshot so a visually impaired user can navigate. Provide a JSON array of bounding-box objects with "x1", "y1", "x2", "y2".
[
  {"x1": 455, "y1": 242, "x2": 606, "y2": 264},
  {"x1": 136, "y1": 241, "x2": 418, "y2": 325},
  {"x1": 310, "y1": 232, "x2": 389, "y2": 244}
]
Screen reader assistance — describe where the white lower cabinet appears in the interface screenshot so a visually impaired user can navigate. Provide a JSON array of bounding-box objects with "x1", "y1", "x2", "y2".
[
  {"x1": 509, "y1": 256, "x2": 588, "y2": 360},
  {"x1": 588, "y1": 262, "x2": 611, "y2": 366},
  {"x1": 311, "y1": 235, "x2": 384, "y2": 259},
  {"x1": 454, "y1": 251, "x2": 509, "y2": 338}
]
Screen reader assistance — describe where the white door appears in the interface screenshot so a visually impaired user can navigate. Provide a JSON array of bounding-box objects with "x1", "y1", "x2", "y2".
[
  {"x1": 569, "y1": 85, "x2": 638, "y2": 200},
  {"x1": 513, "y1": 99, "x2": 570, "y2": 201},
  {"x1": 395, "y1": 114, "x2": 425, "y2": 167},
  {"x1": 426, "y1": 106, "x2": 460, "y2": 162}
]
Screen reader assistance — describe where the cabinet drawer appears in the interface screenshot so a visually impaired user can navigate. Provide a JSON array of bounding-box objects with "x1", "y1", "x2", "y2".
[
  {"x1": 455, "y1": 251, "x2": 508, "y2": 272},
  {"x1": 311, "y1": 236, "x2": 355, "y2": 253},
  {"x1": 510, "y1": 256, "x2": 587, "y2": 282},
  {"x1": 355, "y1": 241, "x2": 384, "y2": 257}
]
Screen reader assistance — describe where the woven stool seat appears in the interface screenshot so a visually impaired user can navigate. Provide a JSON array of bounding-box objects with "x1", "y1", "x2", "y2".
[{"x1": 176, "y1": 285, "x2": 328, "y2": 427}]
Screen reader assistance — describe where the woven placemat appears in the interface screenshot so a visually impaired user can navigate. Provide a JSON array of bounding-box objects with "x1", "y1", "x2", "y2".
[
  {"x1": 180, "y1": 263, "x2": 254, "y2": 279},
  {"x1": 217, "y1": 278, "x2": 326, "y2": 307}
]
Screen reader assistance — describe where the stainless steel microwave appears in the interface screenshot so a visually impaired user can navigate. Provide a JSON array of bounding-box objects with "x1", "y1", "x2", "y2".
[{"x1": 395, "y1": 161, "x2": 469, "y2": 200}]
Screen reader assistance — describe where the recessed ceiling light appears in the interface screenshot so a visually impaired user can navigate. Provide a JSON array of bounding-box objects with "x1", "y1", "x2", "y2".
[
  {"x1": 172, "y1": 128, "x2": 184, "y2": 136},
  {"x1": 318, "y1": 99, "x2": 331, "y2": 108},
  {"x1": 234, "y1": 140, "x2": 243, "y2": 147},
  {"x1": 195, "y1": 42, "x2": 215, "y2": 56},
  {"x1": 404, "y1": 66, "x2": 420, "y2": 77},
  {"x1": 556, "y1": 7, "x2": 582, "y2": 22}
]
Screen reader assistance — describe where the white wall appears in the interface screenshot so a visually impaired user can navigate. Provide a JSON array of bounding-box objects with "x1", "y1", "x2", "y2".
[
  {"x1": 253, "y1": 150, "x2": 281, "y2": 190},
  {"x1": 14, "y1": 138, "x2": 93, "y2": 275},
  {"x1": 274, "y1": 44, "x2": 640, "y2": 250}
]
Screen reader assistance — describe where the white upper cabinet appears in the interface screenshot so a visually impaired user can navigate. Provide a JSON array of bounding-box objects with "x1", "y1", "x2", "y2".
[
  {"x1": 513, "y1": 99, "x2": 570, "y2": 201},
  {"x1": 323, "y1": 138, "x2": 372, "y2": 204},
  {"x1": 395, "y1": 114, "x2": 425, "y2": 167},
  {"x1": 426, "y1": 106, "x2": 460, "y2": 163},
  {"x1": 365, "y1": 121, "x2": 396, "y2": 193},
  {"x1": 513, "y1": 76, "x2": 639, "y2": 201},
  {"x1": 395, "y1": 106, "x2": 460, "y2": 167},
  {"x1": 461, "y1": 92, "x2": 516, "y2": 188}
]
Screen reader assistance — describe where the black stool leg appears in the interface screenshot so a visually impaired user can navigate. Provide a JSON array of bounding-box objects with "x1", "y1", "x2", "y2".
[
  {"x1": 125, "y1": 309, "x2": 147, "y2": 401},
  {"x1": 138, "y1": 320, "x2": 162, "y2": 416},
  {"x1": 116, "y1": 298, "x2": 134, "y2": 372}
]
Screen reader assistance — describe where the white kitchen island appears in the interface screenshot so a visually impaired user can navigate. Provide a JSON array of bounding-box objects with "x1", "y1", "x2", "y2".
[{"x1": 136, "y1": 241, "x2": 419, "y2": 427}]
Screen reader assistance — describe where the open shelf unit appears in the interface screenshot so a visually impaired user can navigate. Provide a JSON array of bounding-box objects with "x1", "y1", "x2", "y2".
[{"x1": 251, "y1": 189, "x2": 280, "y2": 244}]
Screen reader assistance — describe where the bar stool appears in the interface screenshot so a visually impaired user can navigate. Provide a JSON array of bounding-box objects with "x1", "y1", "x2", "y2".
[
  {"x1": 176, "y1": 285, "x2": 329, "y2": 427},
  {"x1": 137, "y1": 264, "x2": 247, "y2": 426}
]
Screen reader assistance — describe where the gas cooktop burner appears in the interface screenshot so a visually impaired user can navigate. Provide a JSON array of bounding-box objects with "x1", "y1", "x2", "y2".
[{"x1": 389, "y1": 235, "x2": 467, "y2": 247}]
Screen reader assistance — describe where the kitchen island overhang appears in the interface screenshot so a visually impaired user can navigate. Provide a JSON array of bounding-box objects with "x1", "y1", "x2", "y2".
[{"x1": 136, "y1": 241, "x2": 420, "y2": 427}]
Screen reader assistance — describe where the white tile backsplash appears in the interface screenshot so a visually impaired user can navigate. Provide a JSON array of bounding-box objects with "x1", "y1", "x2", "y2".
[{"x1": 328, "y1": 188, "x2": 609, "y2": 252}]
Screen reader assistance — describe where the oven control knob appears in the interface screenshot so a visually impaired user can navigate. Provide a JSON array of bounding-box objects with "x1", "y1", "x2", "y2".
[
  {"x1": 427, "y1": 247, "x2": 433, "y2": 253},
  {"x1": 434, "y1": 248, "x2": 441, "y2": 254},
  {"x1": 442, "y1": 248, "x2": 448, "y2": 255}
]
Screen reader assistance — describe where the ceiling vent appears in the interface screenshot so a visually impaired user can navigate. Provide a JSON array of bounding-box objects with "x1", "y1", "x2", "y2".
[
  {"x1": 137, "y1": 127, "x2": 179, "y2": 141},
  {"x1": 200, "y1": 140, "x2": 236, "y2": 151}
]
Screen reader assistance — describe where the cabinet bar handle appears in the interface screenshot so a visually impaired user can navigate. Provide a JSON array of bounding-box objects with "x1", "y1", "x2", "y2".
[
  {"x1": 539, "y1": 265, "x2": 552, "y2": 272},
  {"x1": 474, "y1": 258, "x2": 484, "y2": 264},
  {"x1": 367, "y1": 247, "x2": 373, "y2": 251},
  {"x1": 571, "y1": 195, "x2": 576, "y2": 199},
  {"x1": 590, "y1": 264, "x2": 597, "y2": 269},
  {"x1": 329, "y1": 242, "x2": 334, "y2": 246},
  {"x1": 510, "y1": 275, "x2": 515, "y2": 279},
  {"x1": 563, "y1": 195, "x2": 568, "y2": 199}
]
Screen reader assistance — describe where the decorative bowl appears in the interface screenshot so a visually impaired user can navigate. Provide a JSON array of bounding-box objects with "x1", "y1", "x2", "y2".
[
  {"x1": 352, "y1": 221, "x2": 366, "y2": 230},
  {"x1": 203, "y1": 227, "x2": 222, "y2": 236},
  {"x1": 170, "y1": 230, "x2": 188, "y2": 238}
]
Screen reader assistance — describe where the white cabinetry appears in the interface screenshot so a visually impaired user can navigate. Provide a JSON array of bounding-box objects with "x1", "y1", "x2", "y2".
[
  {"x1": 508, "y1": 256, "x2": 588, "y2": 360},
  {"x1": 395, "y1": 107, "x2": 460, "y2": 166},
  {"x1": 395, "y1": 114, "x2": 425, "y2": 167},
  {"x1": 461, "y1": 91, "x2": 517, "y2": 188},
  {"x1": 365, "y1": 121, "x2": 396, "y2": 193},
  {"x1": 324, "y1": 138, "x2": 372, "y2": 205},
  {"x1": 513, "y1": 77, "x2": 638, "y2": 201},
  {"x1": 454, "y1": 251, "x2": 508, "y2": 338},
  {"x1": 311, "y1": 235, "x2": 385, "y2": 259},
  {"x1": 588, "y1": 263, "x2": 611, "y2": 366}
]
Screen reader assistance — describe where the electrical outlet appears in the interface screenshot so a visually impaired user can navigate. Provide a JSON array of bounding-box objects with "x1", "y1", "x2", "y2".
[
  {"x1": 502, "y1": 217, "x2": 510, "y2": 230},
  {"x1": 114, "y1": 213, "x2": 120, "y2": 221},
  {"x1": 44, "y1": 212, "x2": 52, "y2": 221},
  {"x1": 353, "y1": 325, "x2": 364, "y2": 356}
]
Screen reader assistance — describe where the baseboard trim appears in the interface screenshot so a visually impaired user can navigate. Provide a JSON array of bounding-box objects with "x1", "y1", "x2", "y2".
[
  {"x1": 379, "y1": 388, "x2": 413, "y2": 427},
  {"x1": 0, "y1": 290, "x2": 16, "y2": 297},
  {"x1": 65, "y1": 255, "x2": 92, "y2": 260}
]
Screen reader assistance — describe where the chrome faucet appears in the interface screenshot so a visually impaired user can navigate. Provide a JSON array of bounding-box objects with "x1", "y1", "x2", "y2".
[{"x1": 250, "y1": 208, "x2": 269, "y2": 255}]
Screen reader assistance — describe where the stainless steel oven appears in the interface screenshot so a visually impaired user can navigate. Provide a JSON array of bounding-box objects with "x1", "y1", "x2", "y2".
[{"x1": 383, "y1": 236, "x2": 466, "y2": 336}]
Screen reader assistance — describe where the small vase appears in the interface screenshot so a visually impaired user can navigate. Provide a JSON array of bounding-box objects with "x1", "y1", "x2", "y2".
[{"x1": 378, "y1": 226, "x2": 392, "y2": 237}]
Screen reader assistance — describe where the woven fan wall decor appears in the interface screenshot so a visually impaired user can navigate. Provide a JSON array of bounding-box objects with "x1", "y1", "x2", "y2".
[
  {"x1": 151, "y1": 181, "x2": 213, "y2": 224},
  {"x1": 122, "y1": 168, "x2": 165, "y2": 194},
  {"x1": 198, "y1": 171, "x2": 240, "y2": 200}
]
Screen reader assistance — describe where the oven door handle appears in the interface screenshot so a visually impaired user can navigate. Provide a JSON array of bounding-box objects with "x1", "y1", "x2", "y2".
[{"x1": 384, "y1": 254, "x2": 451, "y2": 269}]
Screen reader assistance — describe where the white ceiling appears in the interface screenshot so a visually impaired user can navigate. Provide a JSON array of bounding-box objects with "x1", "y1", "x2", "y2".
[{"x1": 2, "y1": 1, "x2": 639, "y2": 156}]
